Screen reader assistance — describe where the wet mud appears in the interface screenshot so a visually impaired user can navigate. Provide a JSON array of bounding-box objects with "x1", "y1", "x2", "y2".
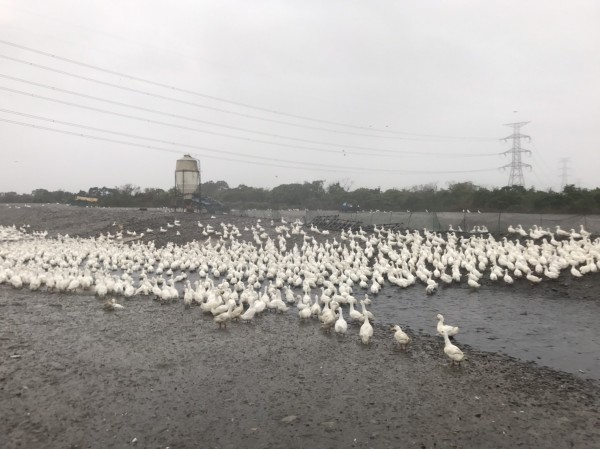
[{"x1": 1, "y1": 204, "x2": 599, "y2": 448}]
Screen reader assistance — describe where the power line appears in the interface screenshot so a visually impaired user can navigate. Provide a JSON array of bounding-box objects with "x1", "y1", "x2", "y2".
[
  {"x1": 0, "y1": 53, "x2": 468, "y2": 142},
  {"x1": 0, "y1": 39, "x2": 497, "y2": 141},
  {"x1": 0, "y1": 116, "x2": 346, "y2": 173},
  {"x1": 529, "y1": 152, "x2": 555, "y2": 190},
  {"x1": 0, "y1": 116, "x2": 501, "y2": 176},
  {"x1": 0, "y1": 85, "x2": 502, "y2": 158},
  {"x1": 529, "y1": 143, "x2": 555, "y2": 184},
  {"x1": 0, "y1": 76, "x2": 500, "y2": 156},
  {"x1": 0, "y1": 108, "x2": 353, "y2": 170},
  {"x1": 0, "y1": 106, "x2": 477, "y2": 161}
]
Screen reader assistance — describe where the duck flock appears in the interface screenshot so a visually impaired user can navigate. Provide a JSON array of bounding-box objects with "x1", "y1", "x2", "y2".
[{"x1": 0, "y1": 217, "x2": 598, "y2": 366}]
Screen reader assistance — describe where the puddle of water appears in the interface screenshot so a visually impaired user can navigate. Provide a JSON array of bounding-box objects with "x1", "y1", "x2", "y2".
[{"x1": 369, "y1": 286, "x2": 600, "y2": 379}]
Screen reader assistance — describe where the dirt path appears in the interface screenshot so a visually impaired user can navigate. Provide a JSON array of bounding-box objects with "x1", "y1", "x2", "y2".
[{"x1": 2, "y1": 289, "x2": 599, "y2": 449}]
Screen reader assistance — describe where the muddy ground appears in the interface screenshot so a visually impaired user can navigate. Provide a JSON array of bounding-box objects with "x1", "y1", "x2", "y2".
[{"x1": 1, "y1": 204, "x2": 599, "y2": 449}]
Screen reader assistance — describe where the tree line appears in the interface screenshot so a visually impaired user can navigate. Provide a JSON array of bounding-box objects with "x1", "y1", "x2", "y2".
[{"x1": 1, "y1": 181, "x2": 600, "y2": 214}]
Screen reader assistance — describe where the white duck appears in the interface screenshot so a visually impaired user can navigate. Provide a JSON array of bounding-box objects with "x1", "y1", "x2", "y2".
[
  {"x1": 200, "y1": 294, "x2": 222, "y2": 314},
  {"x1": 391, "y1": 325, "x2": 411, "y2": 351},
  {"x1": 334, "y1": 308, "x2": 348, "y2": 336},
  {"x1": 319, "y1": 302, "x2": 338, "y2": 332},
  {"x1": 230, "y1": 300, "x2": 245, "y2": 321},
  {"x1": 214, "y1": 302, "x2": 233, "y2": 329},
  {"x1": 240, "y1": 304, "x2": 257, "y2": 323},
  {"x1": 441, "y1": 329, "x2": 464, "y2": 367},
  {"x1": 436, "y1": 314, "x2": 459, "y2": 337},
  {"x1": 284, "y1": 286, "x2": 296, "y2": 304},
  {"x1": 298, "y1": 305, "x2": 312, "y2": 320},
  {"x1": 359, "y1": 300, "x2": 374, "y2": 322},
  {"x1": 309, "y1": 294, "x2": 321, "y2": 318},
  {"x1": 253, "y1": 296, "x2": 267, "y2": 314},
  {"x1": 467, "y1": 277, "x2": 480, "y2": 289},
  {"x1": 183, "y1": 282, "x2": 194, "y2": 307},
  {"x1": 211, "y1": 299, "x2": 234, "y2": 316},
  {"x1": 369, "y1": 280, "x2": 381, "y2": 295},
  {"x1": 503, "y1": 269, "x2": 514, "y2": 285},
  {"x1": 319, "y1": 299, "x2": 335, "y2": 320},
  {"x1": 348, "y1": 298, "x2": 364, "y2": 323},
  {"x1": 359, "y1": 314, "x2": 373, "y2": 344}
]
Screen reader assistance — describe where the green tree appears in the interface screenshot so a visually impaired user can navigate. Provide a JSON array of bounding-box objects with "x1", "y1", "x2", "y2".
[{"x1": 202, "y1": 181, "x2": 230, "y2": 198}]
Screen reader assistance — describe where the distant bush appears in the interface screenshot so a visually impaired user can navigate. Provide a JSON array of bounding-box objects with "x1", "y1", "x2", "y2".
[{"x1": 3, "y1": 182, "x2": 600, "y2": 214}]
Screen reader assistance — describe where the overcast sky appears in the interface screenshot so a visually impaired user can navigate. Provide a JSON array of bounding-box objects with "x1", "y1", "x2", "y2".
[{"x1": 1, "y1": 0, "x2": 599, "y2": 194}]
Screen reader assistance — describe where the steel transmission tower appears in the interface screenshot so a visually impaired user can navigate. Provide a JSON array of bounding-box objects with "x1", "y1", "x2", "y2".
[
  {"x1": 500, "y1": 121, "x2": 532, "y2": 187},
  {"x1": 559, "y1": 158, "x2": 570, "y2": 189}
]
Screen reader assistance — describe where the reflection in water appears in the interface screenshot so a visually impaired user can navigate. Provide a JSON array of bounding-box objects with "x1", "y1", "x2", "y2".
[{"x1": 370, "y1": 286, "x2": 600, "y2": 379}]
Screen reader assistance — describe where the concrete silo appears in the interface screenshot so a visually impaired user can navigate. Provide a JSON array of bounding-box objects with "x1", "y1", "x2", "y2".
[{"x1": 174, "y1": 154, "x2": 200, "y2": 211}]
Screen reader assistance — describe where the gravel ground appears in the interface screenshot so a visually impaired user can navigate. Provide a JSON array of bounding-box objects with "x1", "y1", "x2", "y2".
[{"x1": 1, "y1": 204, "x2": 599, "y2": 449}]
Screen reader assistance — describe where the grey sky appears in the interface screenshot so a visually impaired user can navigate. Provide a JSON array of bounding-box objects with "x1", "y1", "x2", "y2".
[{"x1": 1, "y1": 0, "x2": 599, "y2": 194}]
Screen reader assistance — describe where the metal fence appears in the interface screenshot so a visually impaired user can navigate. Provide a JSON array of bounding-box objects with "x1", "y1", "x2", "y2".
[{"x1": 235, "y1": 210, "x2": 600, "y2": 234}]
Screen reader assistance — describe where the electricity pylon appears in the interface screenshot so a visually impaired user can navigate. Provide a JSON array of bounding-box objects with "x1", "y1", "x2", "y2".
[
  {"x1": 500, "y1": 121, "x2": 532, "y2": 187},
  {"x1": 559, "y1": 158, "x2": 570, "y2": 189}
]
